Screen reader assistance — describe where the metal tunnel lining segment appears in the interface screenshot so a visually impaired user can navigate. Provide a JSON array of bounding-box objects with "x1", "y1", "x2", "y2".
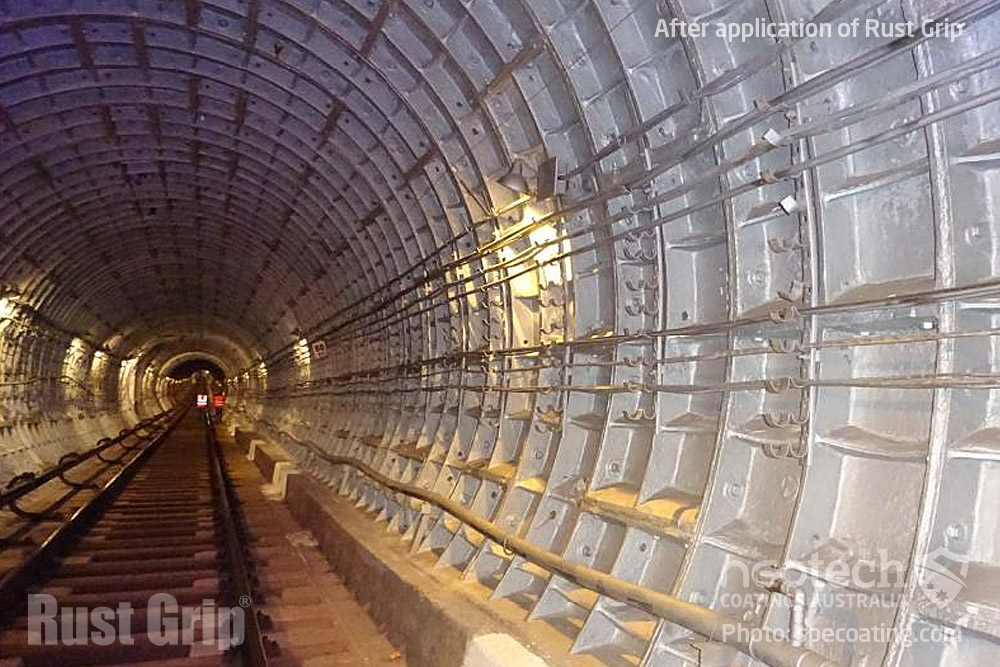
[
  {"x1": 251, "y1": 416, "x2": 844, "y2": 667},
  {"x1": 2, "y1": 0, "x2": 1000, "y2": 664}
]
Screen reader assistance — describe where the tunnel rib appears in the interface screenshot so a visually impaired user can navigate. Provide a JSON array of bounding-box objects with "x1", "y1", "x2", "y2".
[{"x1": 3, "y1": 0, "x2": 1000, "y2": 665}]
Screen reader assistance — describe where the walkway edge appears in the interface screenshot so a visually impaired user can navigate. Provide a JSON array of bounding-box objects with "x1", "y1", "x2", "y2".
[{"x1": 233, "y1": 431, "x2": 560, "y2": 667}]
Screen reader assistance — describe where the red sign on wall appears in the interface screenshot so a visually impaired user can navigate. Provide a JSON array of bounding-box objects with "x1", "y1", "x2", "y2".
[
  {"x1": 196, "y1": 394, "x2": 208, "y2": 407},
  {"x1": 213, "y1": 394, "x2": 226, "y2": 408}
]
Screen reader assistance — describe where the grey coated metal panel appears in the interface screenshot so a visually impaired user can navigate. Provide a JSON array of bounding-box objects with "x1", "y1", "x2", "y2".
[{"x1": 2, "y1": 0, "x2": 1000, "y2": 665}]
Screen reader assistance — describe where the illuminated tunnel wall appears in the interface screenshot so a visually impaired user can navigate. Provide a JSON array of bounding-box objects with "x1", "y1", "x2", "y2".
[{"x1": 1, "y1": 0, "x2": 999, "y2": 665}]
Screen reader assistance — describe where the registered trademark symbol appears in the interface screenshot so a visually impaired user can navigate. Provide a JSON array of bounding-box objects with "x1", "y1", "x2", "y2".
[{"x1": 239, "y1": 595, "x2": 252, "y2": 608}]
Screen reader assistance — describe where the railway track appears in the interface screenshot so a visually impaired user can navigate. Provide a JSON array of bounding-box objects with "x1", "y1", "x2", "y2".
[{"x1": 0, "y1": 409, "x2": 272, "y2": 667}]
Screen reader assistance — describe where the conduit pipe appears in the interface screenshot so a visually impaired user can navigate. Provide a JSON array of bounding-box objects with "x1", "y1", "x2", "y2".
[{"x1": 247, "y1": 415, "x2": 844, "y2": 667}]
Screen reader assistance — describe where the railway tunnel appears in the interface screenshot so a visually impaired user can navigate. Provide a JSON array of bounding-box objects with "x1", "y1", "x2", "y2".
[{"x1": 1, "y1": 0, "x2": 999, "y2": 665}]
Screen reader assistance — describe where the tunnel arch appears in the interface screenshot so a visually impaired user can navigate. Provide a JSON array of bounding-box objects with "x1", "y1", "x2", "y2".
[
  {"x1": 2, "y1": 1, "x2": 1000, "y2": 666},
  {"x1": 164, "y1": 355, "x2": 228, "y2": 381}
]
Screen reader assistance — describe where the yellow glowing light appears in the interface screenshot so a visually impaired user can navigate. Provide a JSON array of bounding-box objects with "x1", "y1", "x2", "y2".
[
  {"x1": 492, "y1": 206, "x2": 543, "y2": 254},
  {"x1": 62, "y1": 338, "x2": 89, "y2": 376},
  {"x1": 528, "y1": 223, "x2": 564, "y2": 287},
  {"x1": 294, "y1": 338, "x2": 311, "y2": 365},
  {"x1": 91, "y1": 350, "x2": 106, "y2": 374},
  {"x1": 528, "y1": 223, "x2": 556, "y2": 247}
]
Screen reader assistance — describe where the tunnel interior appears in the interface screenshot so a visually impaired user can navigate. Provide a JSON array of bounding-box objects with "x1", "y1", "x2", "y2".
[
  {"x1": 168, "y1": 358, "x2": 226, "y2": 383},
  {"x1": 2, "y1": 0, "x2": 999, "y2": 665}
]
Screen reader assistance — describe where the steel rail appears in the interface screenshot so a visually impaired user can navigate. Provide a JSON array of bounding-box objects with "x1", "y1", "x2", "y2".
[
  {"x1": 0, "y1": 406, "x2": 188, "y2": 626},
  {"x1": 204, "y1": 413, "x2": 272, "y2": 667},
  {"x1": 246, "y1": 416, "x2": 844, "y2": 667}
]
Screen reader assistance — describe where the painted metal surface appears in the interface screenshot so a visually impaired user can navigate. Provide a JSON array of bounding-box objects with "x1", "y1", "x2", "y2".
[{"x1": 2, "y1": 0, "x2": 999, "y2": 665}]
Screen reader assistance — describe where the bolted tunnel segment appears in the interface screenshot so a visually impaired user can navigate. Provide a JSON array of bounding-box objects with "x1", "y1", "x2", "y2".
[{"x1": 0, "y1": 0, "x2": 999, "y2": 665}]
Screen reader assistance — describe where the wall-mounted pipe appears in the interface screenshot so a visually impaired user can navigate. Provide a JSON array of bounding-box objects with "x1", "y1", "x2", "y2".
[{"x1": 246, "y1": 414, "x2": 844, "y2": 667}]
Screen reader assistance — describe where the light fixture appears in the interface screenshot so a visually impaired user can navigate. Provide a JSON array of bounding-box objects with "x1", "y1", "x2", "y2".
[
  {"x1": 498, "y1": 159, "x2": 533, "y2": 195},
  {"x1": 536, "y1": 157, "x2": 564, "y2": 199}
]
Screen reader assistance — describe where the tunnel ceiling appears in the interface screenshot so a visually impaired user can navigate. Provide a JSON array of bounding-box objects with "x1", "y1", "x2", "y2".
[
  {"x1": 2, "y1": 0, "x2": 999, "y2": 356},
  {"x1": 3, "y1": 0, "x2": 1000, "y2": 665}
]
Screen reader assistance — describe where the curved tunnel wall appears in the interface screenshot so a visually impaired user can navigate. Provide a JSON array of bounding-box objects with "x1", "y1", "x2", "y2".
[{"x1": 2, "y1": 0, "x2": 999, "y2": 665}]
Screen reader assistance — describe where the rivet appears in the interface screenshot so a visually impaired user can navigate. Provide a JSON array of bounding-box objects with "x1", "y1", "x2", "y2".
[
  {"x1": 945, "y1": 522, "x2": 968, "y2": 543},
  {"x1": 723, "y1": 482, "x2": 743, "y2": 499}
]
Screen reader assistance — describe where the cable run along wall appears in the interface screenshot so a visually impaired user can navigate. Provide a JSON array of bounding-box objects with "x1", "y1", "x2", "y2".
[{"x1": 2, "y1": 0, "x2": 1000, "y2": 665}]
